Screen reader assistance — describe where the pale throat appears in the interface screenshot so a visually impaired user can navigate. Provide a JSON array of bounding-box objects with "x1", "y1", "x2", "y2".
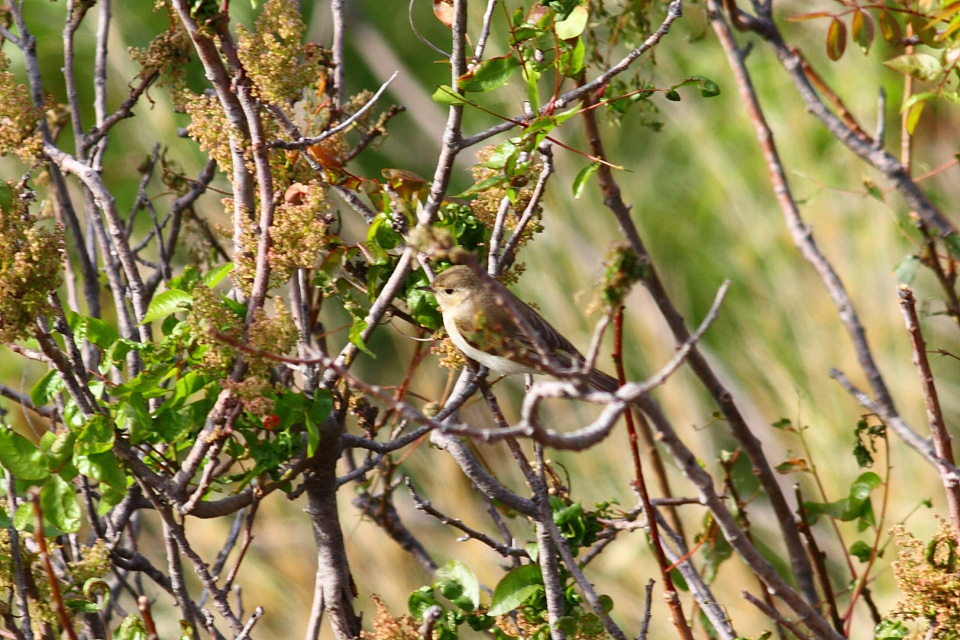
[{"x1": 441, "y1": 301, "x2": 536, "y2": 376}]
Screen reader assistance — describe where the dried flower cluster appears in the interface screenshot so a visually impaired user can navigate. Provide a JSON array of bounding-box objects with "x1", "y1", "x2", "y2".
[
  {"x1": 0, "y1": 531, "x2": 109, "y2": 638},
  {"x1": 0, "y1": 183, "x2": 64, "y2": 344},
  {"x1": 471, "y1": 144, "x2": 544, "y2": 249},
  {"x1": 891, "y1": 519, "x2": 960, "y2": 640},
  {"x1": 268, "y1": 181, "x2": 330, "y2": 282},
  {"x1": 225, "y1": 299, "x2": 297, "y2": 418},
  {"x1": 495, "y1": 610, "x2": 610, "y2": 640},
  {"x1": 185, "y1": 92, "x2": 234, "y2": 173},
  {"x1": 187, "y1": 284, "x2": 242, "y2": 374},
  {"x1": 360, "y1": 595, "x2": 420, "y2": 640},
  {"x1": 237, "y1": 0, "x2": 321, "y2": 105},
  {"x1": 0, "y1": 51, "x2": 42, "y2": 163},
  {"x1": 128, "y1": 21, "x2": 192, "y2": 101},
  {"x1": 430, "y1": 328, "x2": 464, "y2": 371}
]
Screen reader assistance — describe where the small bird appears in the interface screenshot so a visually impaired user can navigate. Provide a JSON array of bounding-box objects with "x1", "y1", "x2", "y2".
[{"x1": 426, "y1": 265, "x2": 618, "y2": 392}]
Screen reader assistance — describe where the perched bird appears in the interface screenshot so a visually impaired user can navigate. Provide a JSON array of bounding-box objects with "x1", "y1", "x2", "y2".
[{"x1": 426, "y1": 265, "x2": 618, "y2": 392}]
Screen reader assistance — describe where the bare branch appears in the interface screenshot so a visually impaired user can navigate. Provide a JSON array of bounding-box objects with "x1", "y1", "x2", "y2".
[
  {"x1": 898, "y1": 286, "x2": 960, "y2": 542},
  {"x1": 406, "y1": 478, "x2": 529, "y2": 559}
]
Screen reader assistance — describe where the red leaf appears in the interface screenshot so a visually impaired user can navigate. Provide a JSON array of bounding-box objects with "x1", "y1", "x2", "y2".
[
  {"x1": 852, "y1": 10, "x2": 875, "y2": 54},
  {"x1": 826, "y1": 17, "x2": 847, "y2": 61},
  {"x1": 433, "y1": 0, "x2": 454, "y2": 28}
]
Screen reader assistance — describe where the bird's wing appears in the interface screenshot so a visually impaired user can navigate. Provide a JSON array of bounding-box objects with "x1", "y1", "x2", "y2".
[{"x1": 455, "y1": 288, "x2": 585, "y2": 371}]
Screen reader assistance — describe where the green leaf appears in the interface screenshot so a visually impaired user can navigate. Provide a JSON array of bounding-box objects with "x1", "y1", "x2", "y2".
[
  {"x1": 406, "y1": 284, "x2": 442, "y2": 331},
  {"x1": 65, "y1": 599, "x2": 104, "y2": 613},
  {"x1": 671, "y1": 76, "x2": 721, "y2": 98},
  {"x1": 41, "y1": 474, "x2": 81, "y2": 533},
  {"x1": 86, "y1": 317, "x2": 119, "y2": 350},
  {"x1": 40, "y1": 430, "x2": 76, "y2": 472},
  {"x1": 222, "y1": 294, "x2": 248, "y2": 319},
  {"x1": 893, "y1": 255, "x2": 920, "y2": 285},
  {"x1": 483, "y1": 140, "x2": 519, "y2": 170},
  {"x1": 885, "y1": 53, "x2": 943, "y2": 82},
  {"x1": 435, "y1": 560, "x2": 480, "y2": 612},
  {"x1": 75, "y1": 451, "x2": 127, "y2": 515},
  {"x1": 455, "y1": 172, "x2": 509, "y2": 198},
  {"x1": 75, "y1": 415, "x2": 115, "y2": 456},
  {"x1": 664, "y1": 90, "x2": 681, "y2": 101},
  {"x1": 349, "y1": 318, "x2": 376, "y2": 358},
  {"x1": 904, "y1": 100, "x2": 925, "y2": 135},
  {"x1": 849, "y1": 540, "x2": 873, "y2": 562},
  {"x1": 31, "y1": 369, "x2": 64, "y2": 406},
  {"x1": 202, "y1": 262, "x2": 234, "y2": 287},
  {"x1": 850, "y1": 471, "x2": 881, "y2": 501},
  {"x1": 458, "y1": 56, "x2": 521, "y2": 93},
  {"x1": 826, "y1": 17, "x2": 847, "y2": 61},
  {"x1": 488, "y1": 564, "x2": 543, "y2": 616},
  {"x1": 432, "y1": 85, "x2": 469, "y2": 106},
  {"x1": 408, "y1": 586, "x2": 442, "y2": 619},
  {"x1": 901, "y1": 91, "x2": 938, "y2": 113},
  {"x1": 305, "y1": 389, "x2": 334, "y2": 457},
  {"x1": 0, "y1": 429, "x2": 51, "y2": 481},
  {"x1": 878, "y1": 9, "x2": 902, "y2": 45},
  {"x1": 115, "y1": 615, "x2": 148, "y2": 640},
  {"x1": 554, "y1": 4, "x2": 588, "y2": 39},
  {"x1": 572, "y1": 162, "x2": 600, "y2": 199},
  {"x1": 863, "y1": 179, "x2": 884, "y2": 202},
  {"x1": 945, "y1": 234, "x2": 960, "y2": 259},
  {"x1": 122, "y1": 394, "x2": 152, "y2": 444},
  {"x1": 560, "y1": 37, "x2": 585, "y2": 76},
  {"x1": 140, "y1": 289, "x2": 193, "y2": 324},
  {"x1": 875, "y1": 619, "x2": 909, "y2": 639},
  {"x1": 0, "y1": 180, "x2": 11, "y2": 213}
]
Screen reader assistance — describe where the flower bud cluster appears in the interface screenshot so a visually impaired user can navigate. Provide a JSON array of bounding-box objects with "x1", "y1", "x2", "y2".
[
  {"x1": 0, "y1": 183, "x2": 64, "y2": 344},
  {"x1": 237, "y1": 0, "x2": 322, "y2": 105},
  {"x1": 0, "y1": 52, "x2": 41, "y2": 163}
]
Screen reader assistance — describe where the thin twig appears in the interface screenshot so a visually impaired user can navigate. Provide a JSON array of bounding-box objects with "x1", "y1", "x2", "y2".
[
  {"x1": 32, "y1": 493, "x2": 81, "y2": 640},
  {"x1": 743, "y1": 592, "x2": 812, "y2": 640},
  {"x1": 406, "y1": 478, "x2": 529, "y2": 558},
  {"x1": 898, "y1": 286, "x2": 960, "y2": 542},
  {"x1": 271, "y1": 72, "x2": 399, "y2": 150}
]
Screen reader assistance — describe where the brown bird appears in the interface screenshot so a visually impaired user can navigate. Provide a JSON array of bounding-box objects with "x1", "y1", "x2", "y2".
[{"x1": 426, "y1": 265, "x2": 618, "y2": 391}]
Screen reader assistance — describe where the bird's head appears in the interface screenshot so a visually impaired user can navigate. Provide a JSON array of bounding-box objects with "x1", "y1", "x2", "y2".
[{"x1": 426, "y1": 265, "x2": 484, "y2": 312}]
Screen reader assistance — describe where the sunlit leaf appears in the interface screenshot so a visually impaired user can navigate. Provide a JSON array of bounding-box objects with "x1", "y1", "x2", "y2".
[
  {"x1": 140, "y1": 289, "x2": 193, "y2": 324},
  {"x1": 201, "y1": 262, "x2": 234, "y2": 287},
  {"x1": 458, "y1": 56, "x2": 521, "y2": 93},
  {"x1": 434, "y1": 560, "x2": 480, "y2": 612},
  {"x1": 555, "y1": 5, "x2": 588, "y2": 39},
  {"x1": 488, "y1": 565, "x2": 543, "y2": 616},
  {"x1": 905, "y1": 100, "x2": 925, "y2": 135},
  {"x1": 572, "y1": 162, "x2": 600, "y2": 199},
  {"x1": 431, "y1": 85, "x2": 469, "y2": 106},
  {"x1": 885, "y1": 53, "x2": 943, "y2": 81}
]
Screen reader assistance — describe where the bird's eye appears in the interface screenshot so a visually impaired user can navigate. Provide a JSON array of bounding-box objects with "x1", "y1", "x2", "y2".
[{"x1": 444, "y1": 288, "x2": 454, "y2": 295}]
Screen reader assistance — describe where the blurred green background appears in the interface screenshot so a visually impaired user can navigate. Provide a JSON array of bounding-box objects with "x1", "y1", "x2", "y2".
[{"x1": 3, "y1": 0, "x2": 959, "y2": 638}]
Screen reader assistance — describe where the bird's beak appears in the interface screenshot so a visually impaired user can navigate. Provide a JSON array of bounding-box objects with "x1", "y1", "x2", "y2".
[{"x1": 416, "y1": 285, "x2": 433, "y2": 292}]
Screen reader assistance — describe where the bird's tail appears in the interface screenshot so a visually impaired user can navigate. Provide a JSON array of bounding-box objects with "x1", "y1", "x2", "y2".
[{"x1": 586, "y1": 368, "x2": 619, "y2": 393}]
